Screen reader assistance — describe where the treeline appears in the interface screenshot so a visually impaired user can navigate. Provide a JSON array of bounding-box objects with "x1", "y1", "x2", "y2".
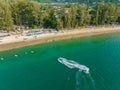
[
  {"x1": 0, "y1": 0, "x2": 120, "y2": 31},
  {"x1": 34, "y1": 0, "x2": 119, "y2": 3}
]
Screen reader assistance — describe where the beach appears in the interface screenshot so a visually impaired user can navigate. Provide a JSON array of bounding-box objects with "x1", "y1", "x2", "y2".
[{"x1": 0, "y1": 26, "x2": 120, "y2": 51}]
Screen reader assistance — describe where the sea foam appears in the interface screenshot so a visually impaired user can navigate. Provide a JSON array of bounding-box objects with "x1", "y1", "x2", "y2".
[
  {"x1": 58, "y1": 57, "x2": 89, "y2": 74},
  {"x1": 58, "y1": 57, "x2": 97, "y2": 90}
]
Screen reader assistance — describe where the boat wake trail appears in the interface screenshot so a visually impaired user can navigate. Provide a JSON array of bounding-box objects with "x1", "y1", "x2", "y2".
[
  {"x1": 58, "y1": 57, "x2": 89, "y2": 74},
  {"x1": 58, "y1": 57, "x2": 97, "y2": 90}
]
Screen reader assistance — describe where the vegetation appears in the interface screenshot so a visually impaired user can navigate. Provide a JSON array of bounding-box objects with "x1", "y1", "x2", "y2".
[
  {"x1": 34, "y1": 0, "x2": 120, "y2": 3},
  {"x1": 0, "y1": 0, "x2": 120, "y2": 31}
]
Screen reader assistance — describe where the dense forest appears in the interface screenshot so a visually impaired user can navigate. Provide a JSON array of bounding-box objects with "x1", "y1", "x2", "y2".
[
  {"x1": 34, "y1": 0, "x2": 120, "y2": 3},
  {"x1": 0, "y1": 0, "x2": 120, "y2": 31}
]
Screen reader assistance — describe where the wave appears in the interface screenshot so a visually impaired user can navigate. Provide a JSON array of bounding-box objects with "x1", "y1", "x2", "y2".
[
  {"x1": 58, "y1": 57, "x2": 89, "y2": 74},
  {"x1": 58, "y1": 57, "x2": 97, "y2": 90}
]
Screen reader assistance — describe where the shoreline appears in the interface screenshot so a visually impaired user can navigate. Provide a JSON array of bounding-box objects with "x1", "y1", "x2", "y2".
[{"x1": 0, "y1": 26, "x2": 120, "y2": 51}]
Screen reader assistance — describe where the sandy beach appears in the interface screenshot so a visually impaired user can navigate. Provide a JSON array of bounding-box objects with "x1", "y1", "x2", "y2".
[{"x1": 0, "y1": 26, "x2": 120, "y2": 51}]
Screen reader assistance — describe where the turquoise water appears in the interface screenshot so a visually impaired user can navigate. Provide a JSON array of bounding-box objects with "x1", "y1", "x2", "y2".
[{"x1": 0, "y1": 33, "x2": 120, "y2": 90}]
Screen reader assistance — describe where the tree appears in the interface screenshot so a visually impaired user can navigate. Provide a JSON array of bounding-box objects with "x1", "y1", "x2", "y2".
[
  {"x1": 0, "y1": 2, "x2": 13, "y2": 30},
  {"x1": 77, "y1": 4, "x2": 91, "y2": 27},
  {"x1": 43, "y1": 8, "x2": 57, "y2": 28},
  {"x1": 70, "y1": 4, "x2": 78, "y2": 28},
  {"x1": 93, "y1": 2, "x2": 119, "y2": 25},
  {"x1": 56, "y1": 19, "x2": 63, "y2": 30}
]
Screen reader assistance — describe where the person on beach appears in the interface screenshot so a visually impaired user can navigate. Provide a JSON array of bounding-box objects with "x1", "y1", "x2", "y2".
[{"x1": 34, "y1": 36, "x2": 37, "y2": 39}]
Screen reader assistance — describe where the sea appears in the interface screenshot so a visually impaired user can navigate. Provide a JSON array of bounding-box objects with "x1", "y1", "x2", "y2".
[{"x1": 0, "y1": 32, "x2": 120, "y2": 90}]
